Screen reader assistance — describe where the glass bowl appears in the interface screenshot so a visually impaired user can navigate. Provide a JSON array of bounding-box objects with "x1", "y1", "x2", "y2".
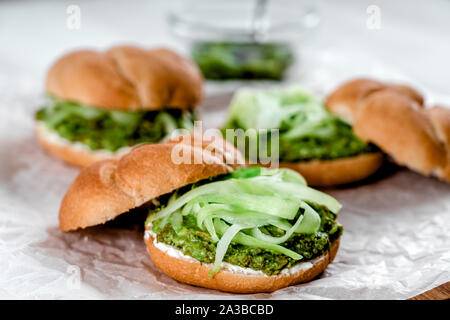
[{"x1": 167, "y1": 0, "x2": 319, "y2": 81}]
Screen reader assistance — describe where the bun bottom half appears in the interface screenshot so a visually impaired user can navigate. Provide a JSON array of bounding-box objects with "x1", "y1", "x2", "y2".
[
  {"x1": 258, "y1": 152, "x2": 384, "y2": 187},
  {"x1": 36, "y1": 122, "x2": 127, "y2": 167},
  {"x1": 145, "y1": 236, "x2": 340, "y2": 293}
]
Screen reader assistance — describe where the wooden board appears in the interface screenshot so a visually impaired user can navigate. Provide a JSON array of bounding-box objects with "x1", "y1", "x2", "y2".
[{"x1": 409, "y1": 282, "x2": 450, "y2": 300}]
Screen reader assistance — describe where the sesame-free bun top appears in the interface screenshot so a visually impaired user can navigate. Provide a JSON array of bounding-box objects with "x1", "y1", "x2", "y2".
[
  {"x1": 46, "y1": 46, "x2": 204, "y2": 111},
  {"x1": 59, "y1": 134, "x2": 244, "y2": 231},
  {"x1": 353, "y1": 89, "x2": 447, "y2": 177},
  {"x1": 325, "y1": 78, "x2": 424, "y2": 124},
  {"x1": 326, "y1": 78, "x2": 450, "y2": 182},
  {"x1": 325, "y1": 78, "x2": 386, "y2": 123},
  {"x1": 427, "y1": 106, "x2": 450, "y2": 180}
]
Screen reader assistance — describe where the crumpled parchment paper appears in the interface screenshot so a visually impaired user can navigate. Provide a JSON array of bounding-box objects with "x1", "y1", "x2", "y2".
[{"x1": 0, "y1": 53, "x2": 449, "y2": 299}]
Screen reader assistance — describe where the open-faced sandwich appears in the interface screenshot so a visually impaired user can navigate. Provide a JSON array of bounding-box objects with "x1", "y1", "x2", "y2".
[
  {"x1": 59, "y1": 135, "x2": 343, "y2": 293},
  {"x1": 35, "y1": 46, "x2": 203, "y2": 167},
  {"x1": 222, "y1": 86, "x2": 383, "y2": 186}
]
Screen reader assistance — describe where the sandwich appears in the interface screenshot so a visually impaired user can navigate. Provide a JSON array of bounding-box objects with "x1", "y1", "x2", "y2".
[
  {"x1": 35, "y1": 46, "x2": 204, "y2": 167},
  {"x1": 326, "y1": 78, "x2": 450, "y2": 182},
  {"x1": 59, "y1": 135, "x2": 343, "y2": 293},
  {"x1": 221, "y1": 86, "x2": 383, "y2": 186}
]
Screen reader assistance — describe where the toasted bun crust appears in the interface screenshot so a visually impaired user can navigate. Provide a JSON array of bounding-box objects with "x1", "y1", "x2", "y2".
[
  {"x1": 354, "y1": 90, "x2": 447, "y2": 178},
  {"x1": 325, "y1": 78, "x2": 424, "y2": 124},
  {"x1": 427, "y1": 106, "x2": 450, "y2": 181},
  {"x1": 59, "y1": 134, "x2": 244, "y2": 231},
  {"x1": 388, "y1": 83, "x2": 424, "y2": 106},
  {"x1": 325, "y1": 78, "x2": 386, "y2": 123},
  {"x1": 146, "y1": 235, "x2": 340, "y2": 293},
  {"x1": 46, "y1": 46, "x2": 203, "y2": 111},
  {"x1": 277, "y1": 153, "x2": 384, "y2": 186},
  {"x1": 428, "y1": 106, "x2": 450, "y2": 148},
  {"x1": 36, "y1": 123, "x2": 124, "y2": 167},
  {"x1": 326, "y1": 78, "x2": 450, "y2": 183}
]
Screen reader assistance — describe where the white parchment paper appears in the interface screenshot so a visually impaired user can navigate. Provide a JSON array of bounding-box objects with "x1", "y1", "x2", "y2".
[{"x1": 0, "y1": 69, "x2": 449, "y2": 299}]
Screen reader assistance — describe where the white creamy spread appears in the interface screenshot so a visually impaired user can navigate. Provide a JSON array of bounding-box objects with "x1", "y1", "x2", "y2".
[
  {"x1": 145, "y1": 229, "x2": 325, "y2": 277},
  {"x1": 37, "y1": 121, "x2": 134, "y2": 157}
]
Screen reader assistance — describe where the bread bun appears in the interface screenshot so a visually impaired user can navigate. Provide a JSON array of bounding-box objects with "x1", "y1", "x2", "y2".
[
  {"x1": 427, "y1": 106, "x2": 450, "y2": 181},
  {"x1": 325, "y1": 78, "x2": 424, "y2": 124},
  {"x1": 325, "y1": 78, "x2": 386, "y2": 124},
  {"x1": 353, "y1": 90, "x2": 446, "y2": 176},
  {"x1": 428, "y1": 106, "x2": 450, "y2": 148},
  {"x1": 145, "y1": 233, "x2": 340, "y2": 293},
  {"x1": 46, "y1": 46, "x2": 203, "y2": 111},
  {"x1": 36, "y1": 122, "x2": 128, "y2": 167},
  {"x1": 327, "y1": 78, "x2": 450, "y2": 182},
  {"x1": 59, "y1": 134, "x2": 244, "y2": 231},
  {"x1": 387, "y1": 83, "x2": 424, "y2": 106},
  {"x1": 277, "y1": 152, "x2": 384, "y2": 186}
]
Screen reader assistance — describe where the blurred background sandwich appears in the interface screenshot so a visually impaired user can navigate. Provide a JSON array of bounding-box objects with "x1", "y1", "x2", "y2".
[{"x1": 35, "y1": 46, "x2": 203, "y2": 167}]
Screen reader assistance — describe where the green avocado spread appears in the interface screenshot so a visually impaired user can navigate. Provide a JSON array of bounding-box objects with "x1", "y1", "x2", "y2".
[
  {"x1": 35, "y1": 97, "x2": 196, "y2": 152},
  {"x1": 147, "y1": 167, "x2": 343, "y2": 276},
  {"x1": 191, "y1": 42, "x2": 293, "y2": 80},
  {"x1": 222, "y1": 86, "x2": 377, "y2": 162}
]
